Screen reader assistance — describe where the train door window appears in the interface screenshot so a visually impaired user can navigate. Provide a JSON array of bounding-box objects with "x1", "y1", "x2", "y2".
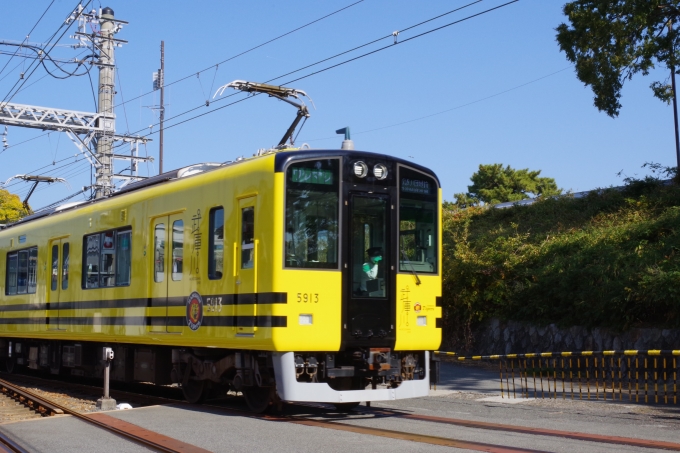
[
  {"x1": 27, "y1": 247, "x2": 37, "y2": 294},
  {"x1": 351, "y1": 196, "x2": 387, "y2": 298},
  {"x1": 241, "y1": 207, "x2": 254, "y2": 269},
  {"x1": 51, "y1": 245, "x2": 59, "y2": 291},
  {"x1": 171, "y1": 220, "x2": 183, "y2": 281},
  {"x1": 5, "y1": 252, "x2": 18, "y2": 295},
  {"x1": 208, "y1": 207, "x2": 224, "y2": 279},
  {"x1": 116, "y1": 231, "x2": 131, "y2": 286},
  {"x1": 62, "y1": 243, "x2": 69, "y2": 290},
  {"x1": 154, "y1": 224, "x2": 165, "y2": 283}
]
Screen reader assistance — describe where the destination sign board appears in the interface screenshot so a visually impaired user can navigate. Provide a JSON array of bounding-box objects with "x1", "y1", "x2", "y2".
[{"x1": 291, "y1": 168, "x2": 334, "y2": 185}]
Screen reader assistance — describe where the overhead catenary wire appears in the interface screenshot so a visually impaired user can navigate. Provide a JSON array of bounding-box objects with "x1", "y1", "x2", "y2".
[
  {"x1": 0, "y1": 0, "x2": 92, "y2": 108},
  {"x1": 305, "y1": 66, "x2": 572, "y2": 142},
  {"x1": 4, "y1": 0, "x2": 520, "y2": 203},
  {"x1": 2, "y1": 0, "x2": 366, "y2": 158},
  {"x1": 111, "y1": 0, "x2": 366, "y2": 111},
  {"x1": 0, "y1": 0, "x2": 56, "y2": 77},
  {"x1": 113, "y1": 0, "x2": 486, "y2": 143},
  {"x1": 131, "y1": 0, "x2": 520, "y2": 140}
]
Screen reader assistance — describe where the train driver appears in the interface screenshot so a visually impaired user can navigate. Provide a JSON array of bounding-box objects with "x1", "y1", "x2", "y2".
[{"x1": 359, "y1": 247, "x2": 383, "y2": 294}]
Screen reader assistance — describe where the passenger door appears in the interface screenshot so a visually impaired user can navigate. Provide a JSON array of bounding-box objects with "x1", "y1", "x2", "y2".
[
  {"x1": 151, "y1": 214, "x2": 185, "y2": 333},
  {"x1": 47, "y1": 238, "x2": 69, "y2": 331},
  {"x1": 343, "y1": 192, "x2": 393, "y2": 346},
  {"x1": 235, "y1": 196, "x2": 257, "y2": 335}
]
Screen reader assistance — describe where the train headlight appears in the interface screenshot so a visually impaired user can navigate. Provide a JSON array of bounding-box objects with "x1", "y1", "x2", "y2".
[
  {"x1": 373, "y1": 164, "x2": 388, "y2": 180},
  {"x1": 353, "y1": 161, "x2": 368, "y2": 178}
]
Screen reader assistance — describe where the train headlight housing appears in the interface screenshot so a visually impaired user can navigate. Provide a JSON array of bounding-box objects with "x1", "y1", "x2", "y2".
[
  {"x1": 373, "y1": 164, "x2": 388, "y2": 180},
  {"x1": 353, "y1": 161, "x2": 368, "y2": 178}
]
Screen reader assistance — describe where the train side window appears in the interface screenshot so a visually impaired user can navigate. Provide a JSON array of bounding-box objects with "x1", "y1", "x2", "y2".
[
  {"x1": 84, "y1": 234, "x2": 101, "y2": 288},
  {"x1": 241, "y1": 207, "x2": 254, "y2": 269},
  {"x1": 100, "y1": 231, "x2": 116, "y2": 287},
  {"x1": 62, "y1": 243, "x2": 69, "y2": 290},
  {"x1": 83, "y1": 228, "x2": 132, "y2": 289},
  {"x1": 5, "y1": 252, "x2": 18, "y2": 295},
  {"x1": 154, "y1": 224, "x2": 165, "y2": 283},
  {"x1": 116, "y1": 231, "x2": 131, "y2": 286},
  {"x1": 51, "y1": 245, "x2": 59, "y2": 291},
  {"x1": 27, "y1": 247, "x2": 37, "y2": 294},
  {"x1": 208, "y1": 207, "x2": 224, "y2": 280},
  {"x1": 6, "y1": 246, "x2": 37, "y2": 295},
  {"x1": 172, "y1": 220, "x2": 183, "y2": 281}
]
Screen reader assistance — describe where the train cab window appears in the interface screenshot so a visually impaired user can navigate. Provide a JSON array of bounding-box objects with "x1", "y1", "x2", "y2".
[
  {"x1": 83, "y1": 228, "x2": 132, "y2": 288},
  {"x1": 208, "y1": 207, "x2": 224, "y2": 280},
  {"x1": 51, "y1": 245, "x2": 59, "y2": 291},
  {"x1": 399, "y1": 167, "x2": 438, "y2": 274},
  {"x1": 241, "y1": 207, "x2": 254, "y2": 269},
  {"x1": 285, "y1": 159, "x2": 340, "y2": 269},
  {"x1": 154, "y1": 224, "x2": 165, "y2": 283},
  {"x1": 62, "y1": 243, "x2": 69, "y2": 290},
  {"x1": 171, "y1": 220, "x2": 183, "y2": 281},
  {"x1": 5, "y1": 246, "x2": 37, "y2": 295}
]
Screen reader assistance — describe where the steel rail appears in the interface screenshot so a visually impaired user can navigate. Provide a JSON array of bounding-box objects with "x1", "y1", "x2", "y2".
[
  {"x1": 200, "y1": 402, "x2": 546, "y2": 453},
  {"x1": 367, "y1": 408, "x2": 680, "y2": 452},
  {"x1": 0, "y1": 377, "x2": 208, "y2": 453},
  {"x1": 0, "y1": 379, "x2": 63, "y2": 416}
]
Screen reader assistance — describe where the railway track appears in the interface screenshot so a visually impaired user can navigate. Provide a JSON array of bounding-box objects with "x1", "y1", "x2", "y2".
[{"x1": 0, "y1": 372, "x2": 678, "y2": 452}]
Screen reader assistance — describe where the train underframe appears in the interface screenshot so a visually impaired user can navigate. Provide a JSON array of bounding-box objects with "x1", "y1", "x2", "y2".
[{"x1": 0, "y1": 338, "x2": 433, "y2": 412}]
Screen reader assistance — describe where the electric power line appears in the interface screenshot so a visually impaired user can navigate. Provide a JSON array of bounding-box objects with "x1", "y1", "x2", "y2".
[
  {"x1": 0, "y1": 0, "x2": 92, "y2": 108},
  {"x1": 305, "y1": 66, "x2": 572, "y2": 142},
  {"x1": 111, "y1": 0, "x2": 366, "y2": 111},
  {"x1": 0, "y1": 0, "x2": 56, "y2": 77},
  {"x1": 134, "y1": 0, "x2": 520, "y2": 140}
]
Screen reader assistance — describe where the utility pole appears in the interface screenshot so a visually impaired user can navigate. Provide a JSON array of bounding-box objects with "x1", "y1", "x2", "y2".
[
  {"x1": 94, "y1": 7, "x2": 116, "y2": 199},
  {"x1": 159, "y1": 41, "x2": 165, "y2": 174},
  {"x1": 0, "y1": 5, "x2": 152, "y2": 206}
]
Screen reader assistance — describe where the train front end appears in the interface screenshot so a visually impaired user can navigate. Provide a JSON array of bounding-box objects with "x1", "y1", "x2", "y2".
[{"x1": 271, "y1": 149, "x2": 442, "y2": 404}]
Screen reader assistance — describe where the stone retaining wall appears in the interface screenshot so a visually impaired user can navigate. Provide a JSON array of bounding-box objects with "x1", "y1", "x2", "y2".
[{"x1": 463, "y1": 318, "x2": 680, "y2": 355}]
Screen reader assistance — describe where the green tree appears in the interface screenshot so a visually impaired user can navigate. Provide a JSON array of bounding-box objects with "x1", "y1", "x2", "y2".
[
  {"x1": 556, "y1": 0, "x2": 680, "y2": 117},
  {"x1": 454, "y1": 164, "x2": 561, "y2": 206},
  {"x1": 0, "y1": 189, "x2": 27, "y2": 223}
]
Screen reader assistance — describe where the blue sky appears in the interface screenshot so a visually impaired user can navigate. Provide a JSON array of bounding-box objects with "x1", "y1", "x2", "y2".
[{"x1": 0, "y1": 0, "x2": 677, "y2": 209}]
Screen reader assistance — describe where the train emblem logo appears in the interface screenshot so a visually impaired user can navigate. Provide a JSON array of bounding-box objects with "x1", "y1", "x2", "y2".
[{"x1": 186, "y1": 292, "x2": 204, "y2": 331}]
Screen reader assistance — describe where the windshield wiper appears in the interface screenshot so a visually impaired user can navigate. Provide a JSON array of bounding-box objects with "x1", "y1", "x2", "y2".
[{"x1": 400, "y1": 236, "x2": 421, "y2": 286}]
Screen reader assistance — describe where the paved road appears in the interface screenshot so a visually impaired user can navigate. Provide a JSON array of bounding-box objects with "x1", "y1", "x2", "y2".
[{"x1": 0, "y1": 362, "x2": 677, "y2": 452}]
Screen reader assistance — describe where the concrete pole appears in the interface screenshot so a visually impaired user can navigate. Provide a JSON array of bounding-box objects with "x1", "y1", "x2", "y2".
[
  {"x1": 95, "y1": 7, "x2": 116, "y2": 199},
  {"x1": 159, "y1": 40, "x2": 165, "y2": 174}
]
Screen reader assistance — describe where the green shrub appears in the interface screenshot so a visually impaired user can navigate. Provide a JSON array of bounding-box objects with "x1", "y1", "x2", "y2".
[{"x1": 441, "y1": 176, "x2": 680, "y2": 349}]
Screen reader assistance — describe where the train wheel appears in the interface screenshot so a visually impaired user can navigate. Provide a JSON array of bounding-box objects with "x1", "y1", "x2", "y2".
[
  {"x1": 181, "y1": 379, "x2": 206, "y2": 404},
  {"x1": 334, "y1": 402, "x2": 360, "y2": 412},
  {"x1": 243, "y1": 386, "x2": 273, "y2": 413}
]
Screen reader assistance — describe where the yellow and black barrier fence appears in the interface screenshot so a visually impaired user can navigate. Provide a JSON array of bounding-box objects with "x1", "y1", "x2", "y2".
[{"x1": 434, "y1": 350, "x2": 680, "y2": 404}]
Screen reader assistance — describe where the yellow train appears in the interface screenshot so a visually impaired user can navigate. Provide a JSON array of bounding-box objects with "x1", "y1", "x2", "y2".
[{"x1": 0, "y1": 147, "x2": 442, "y2": 411}]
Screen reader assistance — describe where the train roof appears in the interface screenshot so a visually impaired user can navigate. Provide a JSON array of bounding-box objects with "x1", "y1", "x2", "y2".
[{"x1": 1, "y1": 148, "x2": 439, "y2": 230}]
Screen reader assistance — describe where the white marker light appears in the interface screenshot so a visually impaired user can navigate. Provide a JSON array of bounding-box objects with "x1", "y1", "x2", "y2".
[
  {"x1": 417, "y1": 316, "x2": 427, "y2": 326},
  {"x1": 373, "y1": 164, "x2": 388, "y2": 180},
  {"x1": 353, "y1": 161, "x2": 368, "y2": 178},
  {"x1": 299, "y1": 314, "x2": 313, "y2": 325}
]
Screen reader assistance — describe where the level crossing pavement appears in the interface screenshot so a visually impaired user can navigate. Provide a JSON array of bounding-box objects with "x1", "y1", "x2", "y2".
[{"x1": 0, "y1": 362, "x2": 676, "y2": 452}]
